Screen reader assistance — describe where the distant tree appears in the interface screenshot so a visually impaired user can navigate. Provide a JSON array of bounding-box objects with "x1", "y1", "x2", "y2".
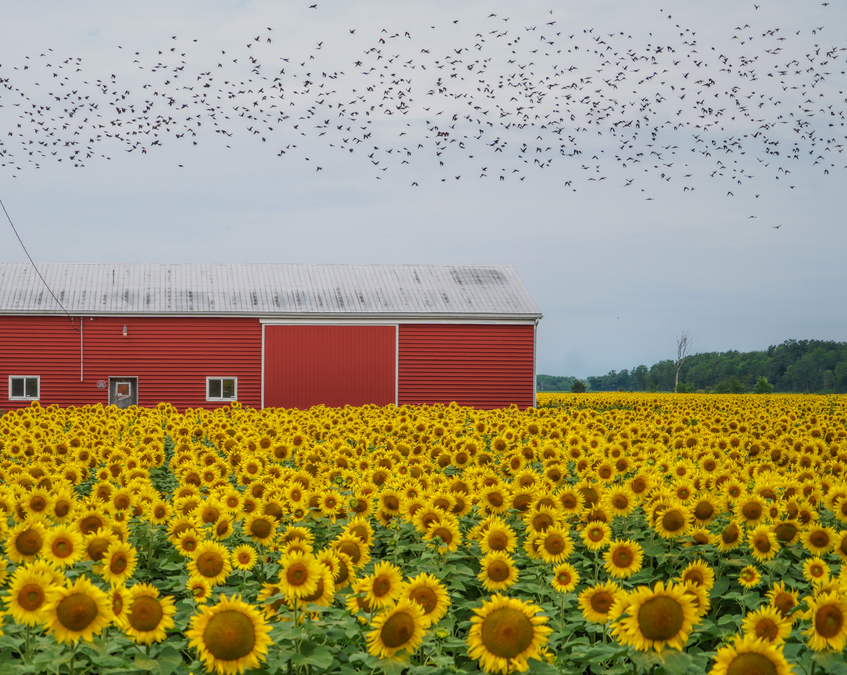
[
  {"x1": 714, "y1": 377, "x2": 746, "y2": 394},
  {"x1": 633, "y1": 365, "x2": 649, "y2": 391},
  {"x1": 753, "y1": 377, "x2": 774, "y2": 394},
  {"x1": 571, "y1": 379, "x2": 587, "y2": 393},
  {"x1": 674, "y1": 331, "x2": 692, "y2": 394}
]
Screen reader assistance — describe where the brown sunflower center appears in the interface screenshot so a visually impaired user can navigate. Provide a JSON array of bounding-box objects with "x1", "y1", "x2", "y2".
[
  {"x1": 216, "y1": 520, "x2": 230, "y2": 538},
  {"x1": 773, "y1": 592, "x2": 795, "y2": 617},
  {"x1": 755, "y1": 618, "x2": 780, "y2": 642},
  {"x1": 722, "y1": 524, "x2": 740, "y2": 544},
  {"x1": 561, "y1": 495, "x2": 578, "y2": 509},
  {"x1": 480, "y1": 607, "x2": 535, "y2": 659},
  {"x1": 488, "y1": 532, "x2": 508, "y2": 551},
  {"x1": 612, "y1": 495, "x2": 629, "y2": 510},
  {"x1": 250, "y1": 519, "x2": 272, "y2": 540},
  {"x1": 431, "y1": 528, "x2": 453, "y2": 545},
  {"x1": 662, "y1": 510, "x2": 685, "y2": 532},
  {"x1": 410, "y1": 587, "x2": 437, "y2": 613},
  {"x1": 726, "y1": 653, "x2": 778, "y2": 675},
  {"x1": 54, "y1": 500, "x2": 71, "y2": 518},
  {"x1": 373, "y1": 576, "x2": 392, "y2": 598},
  {"x1": 587, "y1": 527, "x2": 605, "y2": 542},
  {"x1": 694, "y1": 502, "x2": 714, "y2": 520},
  {"x1": 542, "y1": 534, "x2": 564, "y2": 555},
  {"x1": 815, "y1": 605, "x2": 844, "y2": 638},
  {"x1": 30, "y1": 497, "x2": 47, "y2": 512},
  {"x1": 556, "y1": 571, "x2": 573, "y2": 585},
  {"x1": 80, "y1": 515, "x2": 103, "y2": 535},
  {"x1": 204, "y1": 610, "x2": 256, "y2": 661},
  {"x1": 57, "y1": 593, "x2": 99, "y2": 632},
  {"x1": 381, "y1": 611, "x2": 416, "y2": 648},
  {"x1": 487, "y1": 561, "x2": 511, "y2": 582},
  {"x1": 300, "y1": 579, "x2": 326, "y2": 603},
  {"x1": 683, "y1": 570, "x2": 704, "y2": 586},
  {"x1": 197, "y1": 552, "x2": 224, "y2": 578},
  {"x1": 129, "y1": 595, "x2": 163, "y2": 632},
  {"x1": 87, "y1": 537, "x2": 111, "y2": 562},
  {"x1": 238, "y1": 552, "x2": 252, "y2": 565},
  {"x1": 383, "y1": 496, "x2": 400, "y2": 511},
  {"x1": 742, "y1": 503, "x2": 762, "y2": 521},
  {"x1": 612, "y1": 548, "x2": 632, "y2": 567},
  {"x1": 754, "y1": 537, "x2": 772, "y2": 553},
  {"x1": 286, "y1": 562, "x2": 310, "y2": 586},
  {"x1": 337, "y1": 541, "x2": 361, "y2": 564},
  {"x1": 637, "y1": 596, "x2": 684, "y2": 642},
  {"x1": 532, "y1": 514, "x2": 554, "y2": 532},
  {"x1": 809, "y1": 531, "x2": 830, "y2": 549},
  {"x1": 16, "y1": 528, "x2": 43, "y2": 556},
  {"x1": 19, "y1": 584, "x2": 46, "y2": 611},
  {"x1": 52, "y1": 537, "x2": 73, "y2": 558},
  {"x1": 114, "y1": 495, "x2": 131, "y2": 510},
  {"x1": 590, "y1": 591, "x2": 613, "y2": 614},
  {"x1": 111, "y1": 553, "x2": 128, "y2": 574}
]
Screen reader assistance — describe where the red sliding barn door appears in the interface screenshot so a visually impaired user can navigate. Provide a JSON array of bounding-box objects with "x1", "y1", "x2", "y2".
[
  {"x1": 398, "y1": 324, "x2": 535, "y2": 409},
  {"x1": 263, "y1": 325, "x2": 396, "y2": 409}
]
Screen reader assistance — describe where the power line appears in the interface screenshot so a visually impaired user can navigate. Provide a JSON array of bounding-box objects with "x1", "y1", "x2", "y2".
[{"x1": 1, "y1": 197, "x2": 79, "y2": 331}]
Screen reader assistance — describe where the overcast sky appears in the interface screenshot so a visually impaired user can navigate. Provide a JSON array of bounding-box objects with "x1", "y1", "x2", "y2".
[{"x1": 1, "y1": 0, "x2": 845, "y2": 377}]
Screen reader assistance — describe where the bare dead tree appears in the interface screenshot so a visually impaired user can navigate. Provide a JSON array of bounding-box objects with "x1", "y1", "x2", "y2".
[{"x1": 674, "y1": 331, "x2": 692, "y2": 393}]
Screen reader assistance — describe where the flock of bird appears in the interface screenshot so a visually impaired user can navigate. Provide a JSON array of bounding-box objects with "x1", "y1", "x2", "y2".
[{"x1": 1, "y1": 4, "x2": 845, "y2": 196}]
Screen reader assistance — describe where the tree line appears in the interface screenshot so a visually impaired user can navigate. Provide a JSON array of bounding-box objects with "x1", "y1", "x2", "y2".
[{"x1": 537, "y1": 339, "x2": 847, "y2": 394}]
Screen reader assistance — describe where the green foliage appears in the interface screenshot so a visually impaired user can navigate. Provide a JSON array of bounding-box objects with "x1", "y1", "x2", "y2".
[
  {"x1": 571, "y1": 379, "x2": 587, "y2": 393},
  {"x1": 713, "y1": 377, "x2": 746, "y2": 394},
  {"x1": 753, "y1": 376, "x2": 774, "y2": 394},
  {"x1": 539, "y1": 339, "x2": 847, "y2": 393}
]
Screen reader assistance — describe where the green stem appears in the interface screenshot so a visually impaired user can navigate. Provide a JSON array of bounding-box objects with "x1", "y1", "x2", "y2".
[{"x1": 69, "y1": 641, "x2": 78, "y2": 675}]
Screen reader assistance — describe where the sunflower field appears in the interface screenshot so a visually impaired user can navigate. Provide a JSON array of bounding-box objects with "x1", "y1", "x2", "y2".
[{"x1": 0, "y1": 394, "x2": 846, "y2": 675}]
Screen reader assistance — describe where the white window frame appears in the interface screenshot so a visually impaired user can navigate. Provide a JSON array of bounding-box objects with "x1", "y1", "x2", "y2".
[
  {"x1": 9, "y1": 376, "x2": 40, "y2": 401},
  {"x1": 206, "y1": 377, "x2": 238, "y2": 402}
]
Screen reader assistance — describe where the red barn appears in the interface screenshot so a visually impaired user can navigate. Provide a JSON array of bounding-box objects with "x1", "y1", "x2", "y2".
[{"x1": 0, "y1": 263, "x2": 541, "y2": 410}]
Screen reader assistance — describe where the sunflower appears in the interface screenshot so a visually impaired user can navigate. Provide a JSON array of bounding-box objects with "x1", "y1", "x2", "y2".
[
  {"x1": 98, "y1": 541, "x2": 138, "y2": 587},
  {"x1": 110, "y1": 585, "x2": 129, "y2": 627},
  {"x1": 773, "y1": 519, "x2": 802, "y2": 545},
  {"x1": 535, "y1": 527, "x2": 574, "y2": 564},
  {"x1": 738, "y1": 565, "x2": 762, "y2": 589},
  {"x1": 479, "y1": 523, "x2": 518, "y2": 555},
  {"x1": 43, "y1": 524, "x2": 85, "y2": 569},
  {"x1": 716, "y1": 520, "x2": 744, "y2": 553},
  {"x1": 84, "y1": 529, "x2": 118, "y2": 564},
  {"x1": 747, "y1": 525, "x2": 780, "y2": 563},
  {"x1": 345, "y1": 583, "x2": 373, "y2": 624},
  {"x1": 611, "y1": 581, "x2": 698, "y2": 653},
  {"x1": 766, "y1": 582, "x2": 800, "y2": 624},
  {"x1": 653, "y1": 502, "x2": 692, "y2": 539},
  {"x1": 550, "y1": 562, "x2": 580, "y2": 594},
  {"x1": 176, "y1": 528, "x2": 202, "y2": 557},
  {"x1": 188, "y1": 576, "x2": 214, "y2": 605},
  {"x1": 333, "y1": 533, "x2": 371, "y2": 569},
  {"x1": 803, "y1": 591, "x2": 847, "y2": 652},
  {"x1": 361, "y1": 561, "x2": 405, "y2": 610},
  {"x1": 478, "y1": 486, "x2": 511, "y2": 514},
  {"x1": 367, "y1": 597, "x2": 427, "y2": 659},
  {"x1": 467, "y1": 594, "x2": 552, "y2": 675},
  {"x1": 579, "y1": 581, "x2": 623, "y2": 624},
  {"x1": 690, "y1": 496, "x2": 719, "y2": 524},
  {"x1": 555, "y1": 487, "x2": 585, "y2": 516},
  {"x1": 5, "y1": 517, "x2": 48, "y2": 564},
  {"x1": 278, "y1": 551, "x2": 323, "y2": 600},
  {"x1": 680, "y1": 580, "x2": 711, "y2": 618},
  {"x1": 4, "y1": 567, "x2": 59, "y2": 626},
  {"x1": 316, "y1": 549, "x2": 354, "y2": 590},
  {"x1": 42, "y1": 576, "x2": 112, "y2": 644},
  {"x1": 801, "y1": 525, "x2": 837, "y2": 556},
  {"x1": 243, "y1": 513, "x2": 278, "y2": 546},
  {"x1": 231, "y1": 544, "x2": 258, "y2": 572},
  {"x1": 122, "y1": 583, "x2": 177, "y2": 645},
  {"x1": 709, "y1": 633, "x2": 792, "y2": 675},
  {"x1": 478, "y1": 551, "x2": 520, "y2": 592},
  {"x1": 741, "y1": 605, "x2": 792, "y2": 645},
  {"x1": 677, "y1": 560, "x2": 715, "y2": 592},
  {"x1": 580, "y1": 521, "x2": 612, "y2": 552},
  {"x1": 295, "y1": 565, "x2": 336, "y2": 608},
  {"x1": 602, "y1": 486, "x2": 636, "y2": 518},
  {"x1": 402, "y1": 572, "x2": 450, "y2": 628},
  {"x1": 802, "y1": 557, "x2": 831, "y2": 585},
  {"x1": 186, "y1": 594, "x2": 274, "y2": 675},
  {"x1": 425, "y1": 518, "x2": 462, "y2": 554},
  {"x1": 188, "y1": 541, "x2": 233, "y2": 588},
  {"x1": 603, "y1": 539, "x2": 644, "y2": 580},
  {"x1": 734, "y1": 495, "x2": 767, "y2": 527}
]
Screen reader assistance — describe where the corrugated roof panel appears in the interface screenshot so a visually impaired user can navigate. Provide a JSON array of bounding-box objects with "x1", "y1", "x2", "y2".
[{"x1": 0, "y1": 263, "x2": 541, "y2": 318}]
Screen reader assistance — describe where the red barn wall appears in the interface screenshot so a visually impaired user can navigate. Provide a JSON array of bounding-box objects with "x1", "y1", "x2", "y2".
[
  {"x1": 263, "y1": 325, "x2": 396, "y2": 409},
  {"x1": 0, "y1": 316, "x2": 261, "y2": 410},
  {"x1": 398, "y1": 323, "x2": 535, "y2": 409}
]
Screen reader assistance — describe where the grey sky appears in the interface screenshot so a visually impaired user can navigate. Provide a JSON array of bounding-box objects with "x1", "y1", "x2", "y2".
[{"x1": 1, "y1": 0, "x2": 845, "y2": 378}]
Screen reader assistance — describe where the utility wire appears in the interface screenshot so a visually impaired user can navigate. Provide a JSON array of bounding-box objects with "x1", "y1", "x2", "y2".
[{"x1": 1, "y1": 197, "x2": 79, "y2": 331}]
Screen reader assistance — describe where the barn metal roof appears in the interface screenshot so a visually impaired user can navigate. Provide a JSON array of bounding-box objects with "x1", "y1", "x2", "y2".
[{"x1": 0, "y1": 263, "x2": 542, "y2": 320}]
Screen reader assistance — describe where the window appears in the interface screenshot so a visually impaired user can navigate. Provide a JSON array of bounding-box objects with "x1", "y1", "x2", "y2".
[
  {"x1": 207, "y1": 377, "x2": 237, "y2": 401},
  {"x1": 9, "y1": 376, "x2": 40, "y2": 400}
]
